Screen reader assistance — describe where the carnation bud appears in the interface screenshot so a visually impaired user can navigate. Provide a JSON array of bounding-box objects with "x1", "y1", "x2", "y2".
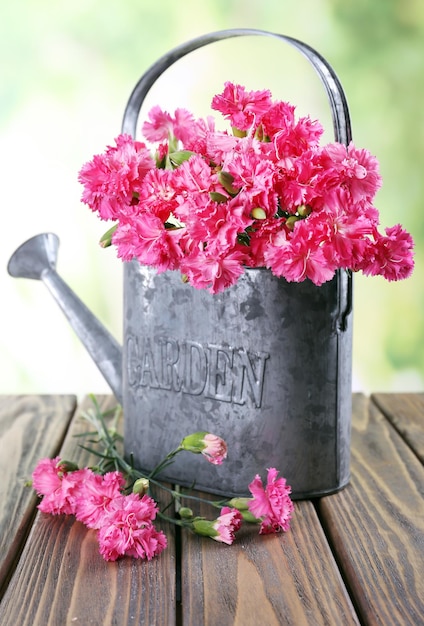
[
  {"x1": 227, "y1": 497, "x2": 251, "y2": 511},
  {"x1": 180, "y1": 432, "x2": 208, "y2": 454},
  {"x1": 240, "y1": 510, "x2": 261, "y2": 523},
  {"x1": 132, "y1": 478, "x2": 150, "y2": 495},
  {"x1": 178, "y1": 507, "x2": 194, "y2": 519},
  {"x1": 251, "y1": 208, "x2": 267, "y2": 220},
  {"x1": 58, "y1": 460, "x2": 79, "y2": 473},
  {"x1": 286, "y1": 216, "x2": 300, "y2": 230},
  {"x1": 232, "y1": 126, "x2": 247, "y2": 138},
  {"x1": 180, "y1": 432, "x2": 227, "y2": 465},
  {"x1": 218, "y1": 171, "x2": 239, "y2": 195},
  {"x1": 192, "y1": 507, "x2": 242, "y2": 544},
  {"x1": 192, "y1": 518, "x2": 217, "y2": 538},
  {"x1": 254, "y1": 124, "x2": 266, "y2": 142},
  {"x1": 210, "y1": 191, "x2": 229, "y2": 204},
  {"x1": 297, "y1": 204, "x2": 312, "y2": 218}
]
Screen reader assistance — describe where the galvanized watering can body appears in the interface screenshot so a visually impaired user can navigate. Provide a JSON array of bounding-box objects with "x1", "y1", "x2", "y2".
[
  {"x1": 124, "y1": 264, "x2": 352, "y2": 497},
  {"x1": 7, "y1": 29, "x2": 354, "y2": 498},
  {"x1": 120, "y1": 28, "x2": 353, "y2": 497}
]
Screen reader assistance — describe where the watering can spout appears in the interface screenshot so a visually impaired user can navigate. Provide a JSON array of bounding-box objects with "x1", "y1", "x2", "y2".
[{"x1": 7, "y1": 233, "x2": 123, "y2": 404}]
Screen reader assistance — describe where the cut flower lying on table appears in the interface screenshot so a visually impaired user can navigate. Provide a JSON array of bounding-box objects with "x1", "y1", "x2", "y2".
[
  {"x1": 31, "y1": 398, "x2": 294, "y2": 562},
  {"x1": 79, "y1": 81, "x2": 414, "y2": 293}
]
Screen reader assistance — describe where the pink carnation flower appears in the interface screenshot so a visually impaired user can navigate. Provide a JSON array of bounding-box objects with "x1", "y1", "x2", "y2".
[
  {"x1": 32, "y1": 456, "x2": 64, "y2": 497},
  {"x1": 79, "y1": 81, "x2": 414, "y2": 291},
  {"x1": 181, "y1": 248, "x2": 247, "y2": 294},
  {"x1": 201, "y1": 433, "x2": 228, "y2": 465},
  {"x1": 78, "y1": 134, "x2": 155, "y2": 220},
  {"x1": 32, "y1": 457, "x2": 92, "y2": 516},
  {"x1": 248, "y1": 467, "x2": 294, "y2": 534},
  {"x1": 211, "y1": 82, "x2": 272, "y2": 131},
  {"x1": 272, "y1": 115, "x2": 324, "y2": 160},
  {"x1": 112, "y1": 212, "x2": 184, "y2": 272},
  {"x1": 97, "y1": 493, "x2": 167, "y2": 561},
  {"x1": 265, "y1": 220, "x2": 336, "y2": 286},
  {"x1": 212, "y1": 507, "x2": 243, "y2": 544},
  {"x1": 142, "y1": 105, "x2": 196, "y2": 145},
  {"x1": 261, "y1": 100, "x2": 296, "y2": 139},
  {"x1": 192, "y1": 506, "x2": 242, "y2": 545},
  {"x1": 142, "y1": 105, "x2": 174, "y2": 142},
  {"x1": 225, "y1": 148, "x2": 278, "y2": 217},
  {"x1": 136, "y1": 167, "x2": 179, "y2": 221},
  {"x1": 126, "y1": 524, "x2": 168, "y2": 560},
  {"x1": 74, "y1": 471, "x2": 126, "y2": 529},
  {"x1": 319, "y1": 142, "x2": 382, "y2": 204},
  {"x1": 180, "y1": 432, "x2": 228, "y2": 465},
  {"x1": 361, "y1": 224, "x2": 415, "y2": 281}
]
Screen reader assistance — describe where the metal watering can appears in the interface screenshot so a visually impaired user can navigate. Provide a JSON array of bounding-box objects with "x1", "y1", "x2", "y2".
[{"x1": 7, "y1": 29, "x2": 353, "y2": 498}]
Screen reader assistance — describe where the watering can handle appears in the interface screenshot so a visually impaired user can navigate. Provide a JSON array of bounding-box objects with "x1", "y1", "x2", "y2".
[
  {"x1": 121, "y1": 28, "x2": 353, "y2": 329},
  {"x1": 122, "y1": 28, "x2": 352, "y2": 144}
]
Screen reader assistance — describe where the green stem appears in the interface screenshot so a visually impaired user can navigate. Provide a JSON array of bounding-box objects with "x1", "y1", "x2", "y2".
[
  {"x1": 156, "y1": 510, "x2": 190, "y2": 528},
  {"x1": 147, "y1": 447, "x2": 183, "y2": 480},
  {"x1": 79, "y1": 398, "x2": 231, "y2": 522}
]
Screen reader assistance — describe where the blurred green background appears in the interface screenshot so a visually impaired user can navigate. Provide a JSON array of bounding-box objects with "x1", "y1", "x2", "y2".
[{"x1": 1, "y1": 0, "x2": 423, "y2": 395}]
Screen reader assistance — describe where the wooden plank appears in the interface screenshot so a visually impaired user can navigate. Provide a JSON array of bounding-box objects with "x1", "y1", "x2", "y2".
[
  {"x1": 0, "y1": 395, "x2": 176, "y2": 626},
  {"x1": 181, "y1": 495, "x2": 360, "y2": 625},
  {"x1": 319, "y1": 394, "x2": 424, "y2": 626},
  {"x1": 0, "y1": 394, "x2": 76, "y2": 595},
  {"x1": 371, "y1": 392, "x2": 424, "y2": 463}
]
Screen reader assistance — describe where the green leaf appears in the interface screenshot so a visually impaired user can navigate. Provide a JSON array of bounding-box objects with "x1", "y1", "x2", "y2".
[
  {"x1": 168, "y1": 150, "x2": 195, "y2": 167},
  {"x1": 99, "y1": 224, "x2": 118, "y2": 248}
]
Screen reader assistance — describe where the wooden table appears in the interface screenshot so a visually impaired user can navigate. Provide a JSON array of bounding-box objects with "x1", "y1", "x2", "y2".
[{"x1": 0, "y1": 393, "x2": 423, "y2": 625}]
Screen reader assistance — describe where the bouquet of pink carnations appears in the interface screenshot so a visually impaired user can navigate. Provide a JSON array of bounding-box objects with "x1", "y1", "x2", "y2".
[
  {"x1": 31, "y1": 398, "x2": 293, "y2": 562},
  {"x1": 79, "y1": 82, "x2": 414, "y2": 293}
]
